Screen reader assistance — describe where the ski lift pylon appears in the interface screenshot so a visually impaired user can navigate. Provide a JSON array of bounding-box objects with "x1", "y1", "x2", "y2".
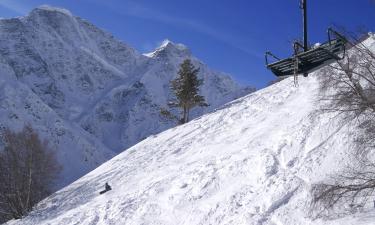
[{"x1": 265, "y1": 0, "x2": 347, "y2": 78}]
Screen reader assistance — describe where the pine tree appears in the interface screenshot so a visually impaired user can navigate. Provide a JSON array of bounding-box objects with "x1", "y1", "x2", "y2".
[{"x1": 169, "y1": 59, "x2": 208, "y2": 124}]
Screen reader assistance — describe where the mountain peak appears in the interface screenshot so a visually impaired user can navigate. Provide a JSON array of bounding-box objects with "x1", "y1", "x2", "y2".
[
  {"x1": 159, "y1": 39, "x2": 187, "y2": 50},
  {"x1": 144, "y1": 39, "x2": 191, "y2": 58},
  {"x1": 30, "y1": 5, "x2": 74, "y2": 17}
]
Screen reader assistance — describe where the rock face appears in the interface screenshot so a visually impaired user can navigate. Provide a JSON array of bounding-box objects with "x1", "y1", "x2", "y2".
[{"x1": 0, "y1": 6, "x2": 253, "y2": 187}]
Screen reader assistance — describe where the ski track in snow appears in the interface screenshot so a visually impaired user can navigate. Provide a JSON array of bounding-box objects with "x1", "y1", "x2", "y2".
[{"x1": 8, "y1": 72, "x2": 375, "y2": 225}]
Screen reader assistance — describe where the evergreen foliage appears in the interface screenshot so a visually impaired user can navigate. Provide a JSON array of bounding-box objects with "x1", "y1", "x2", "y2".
[{"x1": 169, "y1": 59, "x2": 208, "y2": 124}]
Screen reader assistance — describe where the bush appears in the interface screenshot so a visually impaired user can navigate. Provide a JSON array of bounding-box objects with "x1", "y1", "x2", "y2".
[{"x1": 311, "y1": 33, "x2": 375, "y2": 217}]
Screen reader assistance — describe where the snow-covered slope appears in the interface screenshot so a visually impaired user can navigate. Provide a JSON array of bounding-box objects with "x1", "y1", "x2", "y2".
[
  {"x1": 9, "y1": 59, "x2": 375, "y2": 224},
  {"x1": 0, "y1": 5, "x2": 251, "y2": 187}
]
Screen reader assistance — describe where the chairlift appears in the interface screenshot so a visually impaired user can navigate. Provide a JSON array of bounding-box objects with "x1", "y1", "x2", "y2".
[{"x1": 265, "y1": 0, "x2": 347, "y2": 78}]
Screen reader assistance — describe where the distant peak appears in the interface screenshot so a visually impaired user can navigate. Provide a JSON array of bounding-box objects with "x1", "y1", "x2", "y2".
[
  {"x1": 144, "y1": 39, "x2": 190, "y2": 58},
  {"x1": 159, "y1": 39, "x2": 173, "y2": 48},
  {"x1": 158, "y1": 39, "x2": 187, "y2": 51},
  {"x1": 31, "y1": 5, "x2": 73, "y2": 17}
]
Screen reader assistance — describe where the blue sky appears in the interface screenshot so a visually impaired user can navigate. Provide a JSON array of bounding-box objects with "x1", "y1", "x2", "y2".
[{"x1": 0, "y1": 0, "x2": 374, "y2": 88}]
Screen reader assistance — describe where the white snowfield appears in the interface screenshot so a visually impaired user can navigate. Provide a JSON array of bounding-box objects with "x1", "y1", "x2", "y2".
[{"x1": 8, "y1": 67, "x2": 375, "y2": 224}]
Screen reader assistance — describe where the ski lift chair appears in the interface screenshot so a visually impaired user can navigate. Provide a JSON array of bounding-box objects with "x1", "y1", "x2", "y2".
[{"x1": 265, "y1": 0, "x2": 347, "y2": 78}]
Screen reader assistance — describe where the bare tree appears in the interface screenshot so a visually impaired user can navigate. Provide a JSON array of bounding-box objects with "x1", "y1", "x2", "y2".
[
  {"x1": 311, "y1": 158, "x2": 375, "y2": 218},
  {"x1": 0, "y1": 125, "x2": 61, "y2": 223},
  {"x1": 319, "y1": 32, "x2": 375, "y2": 149},
  {"x1": 310, "y1": 33, "x2": 375, "y2": 217}
]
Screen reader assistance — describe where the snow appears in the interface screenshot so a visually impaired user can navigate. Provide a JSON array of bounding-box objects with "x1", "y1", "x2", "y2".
[
  {"x1": 144, "y1": 39, "x2": 189, "y2": 58},
  {"x1": 36, "y1": 5, "x2": 74, "y2": 17},
  {"x1": 0, "y1": 5, "x2": 251, "y2": 189},
  {"x1": 80, "y1": 46, "x2": 127, "y2": 78},
  {"x1": 4, "y1": 5, "x2": 374, "y2": 225},
  {"x1": 0, "y1": 55, "x2": 115, "y2": 188},
  {"x1": 159, "y1": 39, "x2": 188, "y2": 51},
  {"x1": 8, "y1": 68, "x2": 375, "y2": 224}
]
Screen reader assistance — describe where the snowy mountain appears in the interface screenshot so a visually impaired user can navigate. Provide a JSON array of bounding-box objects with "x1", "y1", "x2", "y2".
[
  {"x1": 8, "y1": 36, "x2": 375, "y2": 225},
  {"x1": 0, "y1": 37, "x2": 115, "y2": 188},
  {"x1": 0, "y1": 5, "x2": 252, "y2": 188}
]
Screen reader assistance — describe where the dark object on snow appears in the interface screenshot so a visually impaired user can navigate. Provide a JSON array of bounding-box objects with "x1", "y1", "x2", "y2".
[
  {"x1": 265, "y1": 0, "x2": 347, "y2": 79},
  {"x1": 99, "y1": 182, "x2": 112, "y2": 195}
]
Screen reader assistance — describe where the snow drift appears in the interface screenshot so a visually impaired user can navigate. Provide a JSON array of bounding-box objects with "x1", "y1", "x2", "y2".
[{"x1": 9, "y1": 34, "x2": 375, "y2": 224}]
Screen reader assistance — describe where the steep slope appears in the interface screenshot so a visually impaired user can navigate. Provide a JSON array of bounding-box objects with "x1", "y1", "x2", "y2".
[
  {"x1": 0, "y1": 5, "x2": 251, "y2": 187},
  {"x1": 9, "y1": 66, "x2": 374, "y2": 224},
  {"x1": 0, "y1": 53, "x2": 115, "y2": 188}
]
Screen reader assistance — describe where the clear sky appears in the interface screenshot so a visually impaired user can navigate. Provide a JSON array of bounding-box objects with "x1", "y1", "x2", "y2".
[{"x1": 0, "y1": 0, "x2": 374, "y2": 88}]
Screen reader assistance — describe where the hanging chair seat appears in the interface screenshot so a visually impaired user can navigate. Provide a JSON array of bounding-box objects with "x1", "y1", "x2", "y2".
[{"x1": 265, "y1": 29, "x2": 347, "y2": 77}]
